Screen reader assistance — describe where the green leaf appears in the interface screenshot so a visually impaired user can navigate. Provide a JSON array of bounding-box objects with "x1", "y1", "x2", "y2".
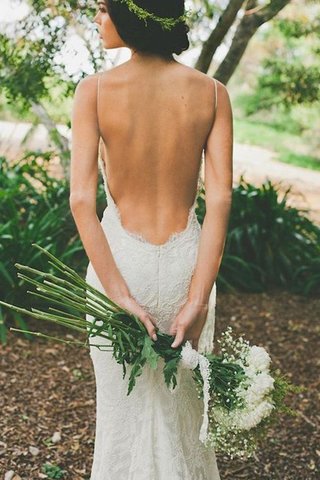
[
  {"x1": 141, "y1": 335, "x2": 159, "y2": 370},
  {"x1": 127, "y1": 357, "x2": 146, "y2": 395},
  {"x1": 163, "y1": 357, "x2": 180, "y2": 390}
]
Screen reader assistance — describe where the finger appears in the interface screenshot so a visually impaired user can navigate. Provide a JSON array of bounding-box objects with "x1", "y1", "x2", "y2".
[
  {"x1": 169, "y1": 323, "x2": 177, "y2": 336},
  {"x1": 144, "y1": 317, "x2": 158, "y2": 341},
  {"x1": 169, "y1": 316, "x2": 181, "y2": 335},
  {"x1": 149, "y1": 314, "x2": 158, "y2": 328},
  {"x1": 171, "y1": 328, "x2": 185, "y2": 348},
  {"x1": 141, "y1": 310, "x2": 158, "y2": 329},
  {"x1": 135, "y1": 307, "x2": 157, "y2": 332}
]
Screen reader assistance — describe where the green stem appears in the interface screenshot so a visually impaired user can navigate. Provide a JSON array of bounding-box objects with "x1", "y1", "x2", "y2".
[
  {"x1": 10, "y1": 328, "x2": 89, "y2": 347},
  {"x1": 48, "y1": 306, "x2": 140, "y2": 335},
  {"x1": 22, "y1": 244, "x2": 124, "y2": 313},
  {"x1": 27, "y1": 287, "x2": 112, "y2": 323},
  {"x1": 10, "y1": 328, "x2": 115, "y2": 351},
  {"x1": 16, "y1": 261, "x2": 116, "y2": 314},
  {"x1": 39, "y1": 249, "x2": 123, "y2": 311},
  {"x1": 42, "y1": 280, "x2": 113, "y2": 319}
]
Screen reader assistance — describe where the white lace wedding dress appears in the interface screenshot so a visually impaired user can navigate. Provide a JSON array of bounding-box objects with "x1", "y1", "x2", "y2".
[{"x1": 85, "y1": 154, "x2": 220, "y2": 479}]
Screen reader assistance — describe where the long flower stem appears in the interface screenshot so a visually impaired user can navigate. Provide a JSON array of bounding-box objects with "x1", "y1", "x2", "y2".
[
  {"x1": 10, "y1": 328, "x2": 115, "y2": 350},
  {"x1": 30, "y1": 243, "x2": 124, "y2": 312},
  {"x1": 10, "y1": 328, "x2": 89, "y2": 347},
  {"x1": 28, "y1": 287, "x2": 119, "y2": 326},
  {"x1": 25, "y1": 274, "x2": 145, "y2": 333},
  {"x1": 42, "y1": 279, "x2": 112, "y2": 318},
  {"x1": 16, "y1": 261, "x2": 119, "y2": 314}
]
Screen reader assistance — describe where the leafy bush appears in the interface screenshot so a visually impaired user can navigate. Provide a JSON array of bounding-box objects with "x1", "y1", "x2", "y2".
[
  {"x1": 196, "y1": 175, "x2": 320, "y2": 295},
  {"x1": 0, "y1": 152, "x2": 106, "y2": 343},
  {"x1": 292, "y1": 256, "x2": 320, "y2": 296},
  {"x1": 1, "y1": 159, "x2": 319, "y2": 344}
]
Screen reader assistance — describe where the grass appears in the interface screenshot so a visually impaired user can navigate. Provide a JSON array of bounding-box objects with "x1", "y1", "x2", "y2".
[
  {"x1": 231, "y1": 91, "x2": 320, "y2": 171},
  {"x1": 279, "y1": 151, "x2": 320, "y2": 170},
  {"x1": 233, "y1": 116, "x2": 320, "y2": 171}
]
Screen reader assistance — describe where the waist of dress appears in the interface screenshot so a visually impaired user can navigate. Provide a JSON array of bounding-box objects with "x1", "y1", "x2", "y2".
[{"x1": 101, "y1": 204, "x2": 201, "y2": 251}]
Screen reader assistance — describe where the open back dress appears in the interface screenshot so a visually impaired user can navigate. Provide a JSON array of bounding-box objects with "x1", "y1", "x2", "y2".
[{"x1": 85, "y1": 73, "x2": 221, "y2": 480}]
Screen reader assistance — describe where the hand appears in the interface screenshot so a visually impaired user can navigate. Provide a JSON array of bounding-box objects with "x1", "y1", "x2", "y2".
[
  {"x1": 107, "y1": 289, "x2": 159, "y2": 342},
  {"x1": 169, "y1": 300, "x2": 209, "y2": 351}
]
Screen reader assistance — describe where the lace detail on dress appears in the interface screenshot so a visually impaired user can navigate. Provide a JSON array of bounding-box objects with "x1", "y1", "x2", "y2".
[
  {"x1": 96, "y1": 153, "x2": 216, "y2": 348},
  {"x1": 84, "y1": 151, "x2": 220, "y2": 479}
]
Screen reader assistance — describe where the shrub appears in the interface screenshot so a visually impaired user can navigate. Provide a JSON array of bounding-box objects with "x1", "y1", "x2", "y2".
[
  {"x1": 196, "y1": 175, "x2": 320, "y2": 295},
  {"x1": 0, "y1": 152, "x2": 106, "y2": 343}
]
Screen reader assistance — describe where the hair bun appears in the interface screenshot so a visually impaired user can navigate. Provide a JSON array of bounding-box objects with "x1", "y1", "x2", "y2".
[
  {"x1": 162, "y1": 20, "x2": 190, "y2": 56},
  {"x1": 106, "y1": 0, "x2": 190, "y2": 57}
]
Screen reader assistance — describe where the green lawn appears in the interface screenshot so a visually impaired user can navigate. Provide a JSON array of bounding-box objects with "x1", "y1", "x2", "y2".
[{"x1": 234, "y1": 116, "x2": 320, "y2": 171}]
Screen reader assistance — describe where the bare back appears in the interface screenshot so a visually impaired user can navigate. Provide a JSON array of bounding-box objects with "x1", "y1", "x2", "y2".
[{"x1": 97, "y1": 62, "x2": 217, "y2": 245}]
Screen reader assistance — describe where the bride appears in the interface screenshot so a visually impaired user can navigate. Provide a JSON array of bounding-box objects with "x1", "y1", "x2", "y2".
[{"x1": 70, "y1": 0, "x2": 233, "y2": 478}]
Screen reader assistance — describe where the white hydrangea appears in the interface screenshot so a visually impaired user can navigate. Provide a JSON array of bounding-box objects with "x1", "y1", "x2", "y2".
[
  {"x1": 247, "y1": 345, "x2": 271, "y2": 372},
  {"x1": 211, "y1": 399, "x2": 275, "y2": 431},
  {"x1": 237, "y1": 401, "x2": 275, "y2": 430},
  {"x1": 243, "y1": 364, "x2": 257, "y2": 379},
  {"x1": 243, "y1": 372, "x2": 275, "y2": 407},
  {"x1": 180, "y1": 330, "x2": 276, "y2": 451}
]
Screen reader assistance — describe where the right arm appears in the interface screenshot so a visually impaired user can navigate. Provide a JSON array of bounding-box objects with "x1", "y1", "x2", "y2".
[
  {"x1": 188, "y1": 80, "x2": 233, "y2": 304},
  {"x1": 170, "y1": 80, "x2": 233, "y2": 349}
]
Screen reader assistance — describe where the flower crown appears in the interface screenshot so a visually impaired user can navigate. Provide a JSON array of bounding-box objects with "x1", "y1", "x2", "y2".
[{"x1": 113, "y1": 0, "x2": 191, "y2": 31}]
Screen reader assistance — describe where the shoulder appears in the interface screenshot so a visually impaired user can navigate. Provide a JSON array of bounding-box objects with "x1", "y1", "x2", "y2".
[
  {"x1": 214, "y1": 78, "x2": 230, "y2": 98},
  {"x1": 179, "y1": 64, "x2": 230, "y2": 99},
  {"x1": 187, "y1": 71, "x2": 232, "y2": 129},
  {"x1": 201, "y1": 73, "x2": 230, "y2": 108},
  {"x1": 214, "y1": 79, "x2": 232, "y2": 117},
  {"x1": 72, "y1": 73, "x2": 104, "y2": 115},
  {"x1": 211, "y1": 78, "x2": 232, "y2": 114},
  {"x1": 74, "y1": 73, "x2": 100, "y2": 98},
  {"x1": 75, "y1": 70, "x2": 120, "y2": 98},
  {"x1": 72, "y1": 74, "x2": 102, "y2": 120}
]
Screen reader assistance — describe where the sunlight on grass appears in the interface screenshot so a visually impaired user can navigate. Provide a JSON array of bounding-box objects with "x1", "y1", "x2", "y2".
[
  {"x1": 234, "y1": 116, "x2": 320, "y2": 171},
  {"x1": 279, "y1": 152, "x2": 320, "y2": 170}
]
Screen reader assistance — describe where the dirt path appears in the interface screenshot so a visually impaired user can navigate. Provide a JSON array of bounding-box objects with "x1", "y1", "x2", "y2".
[{"x1": 233, "y1": 143, "x2": 320, "y2": 226}]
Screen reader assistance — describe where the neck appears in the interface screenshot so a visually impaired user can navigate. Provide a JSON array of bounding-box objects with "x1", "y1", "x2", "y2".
[{"x1": 130, "y1": 49, "x2": 175, "y2": 64}]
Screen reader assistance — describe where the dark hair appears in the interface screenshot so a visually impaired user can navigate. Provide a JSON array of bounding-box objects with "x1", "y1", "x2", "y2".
[{"x1": 105, "y1": 0, "x2": 190, "y2": 57}]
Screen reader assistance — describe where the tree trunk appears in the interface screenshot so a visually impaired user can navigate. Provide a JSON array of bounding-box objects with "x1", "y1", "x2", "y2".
[
  {"x1": 30, "y1": 101, "x2": 70, "y2": 173},
  {"x1": 195, "y1": 0, "x2": 245, "y2": 73},
  {"x1": 214, "y1": 0, "x2": 292, "y2": 85}
]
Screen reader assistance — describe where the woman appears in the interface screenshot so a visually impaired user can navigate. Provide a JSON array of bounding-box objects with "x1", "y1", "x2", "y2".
[{"x1": 70, "y1": 0, "x2": 233, "y2": 478}]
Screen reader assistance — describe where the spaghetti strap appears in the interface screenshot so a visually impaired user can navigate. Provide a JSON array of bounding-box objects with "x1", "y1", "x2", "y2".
[
  {"x1": 96, "y1": 73, "x2": 105, "y2": 167},
  {"x1": 96, "y1": 73, "x2": 102, "y2": 137},
  {"x1": 213, "y1": 77, "x2": 218, "y2": 118}
]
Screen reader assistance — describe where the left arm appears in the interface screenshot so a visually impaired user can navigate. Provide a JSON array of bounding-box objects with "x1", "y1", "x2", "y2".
[
  {"x1": 70, "y1": 74, "x2": 158, "y2": 340},
  {"x1": 70, "y1": 74, "x2": 130, "y2": 299}
]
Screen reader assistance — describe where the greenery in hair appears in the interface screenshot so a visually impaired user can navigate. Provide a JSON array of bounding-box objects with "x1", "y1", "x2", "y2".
[{"x1": 114, "y1": 0, "x2": 191, "y2": 31}]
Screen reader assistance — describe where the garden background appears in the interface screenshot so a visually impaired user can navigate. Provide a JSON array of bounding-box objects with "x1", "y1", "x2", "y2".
[{"x1": 0, "y1": 1, "x2": 319, "y2": 479}]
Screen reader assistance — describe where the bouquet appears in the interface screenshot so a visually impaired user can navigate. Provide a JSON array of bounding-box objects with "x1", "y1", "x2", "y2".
[{"x1": 0, "y1": 244, "x2": 303, "y2": 459}]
